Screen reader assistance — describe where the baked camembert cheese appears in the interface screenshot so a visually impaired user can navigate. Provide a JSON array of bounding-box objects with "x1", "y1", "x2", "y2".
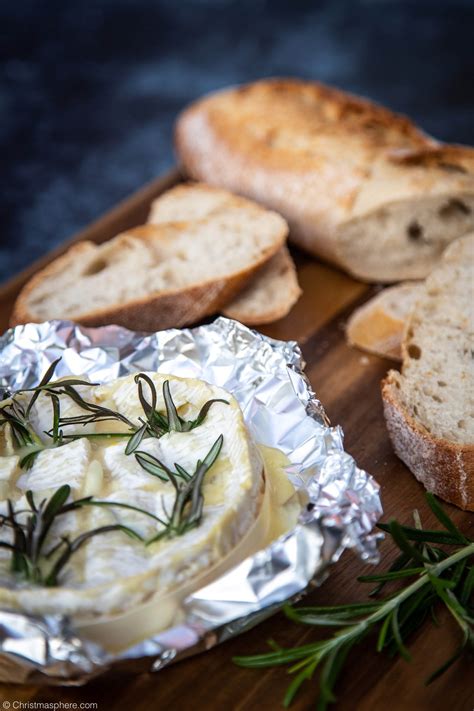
[{"x1": 0, "y1": 365, "x2": 297, "y2": 648}]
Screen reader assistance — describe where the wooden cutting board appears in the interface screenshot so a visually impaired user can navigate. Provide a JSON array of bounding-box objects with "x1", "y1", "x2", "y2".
[{"x1": 0, "y1": 171, "x2": 472, "y2": 710}]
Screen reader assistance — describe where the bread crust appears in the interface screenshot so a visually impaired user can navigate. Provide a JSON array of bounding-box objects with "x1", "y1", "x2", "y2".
[
  {"x1": 382, "y1": 375, "x2": 474, "y2": 510},
  {"x1": 222, "y1": 246, "x2": 301, "y2": 325},
  {"x1": 10, "y1": 241, "x2": 95, "y2": 326},
  {"x1": 10, "y1": 218, "x2": 287, "y2": 331},
  {"x1": 176, "y1": 78, "x2": 474, "y2": 281}
]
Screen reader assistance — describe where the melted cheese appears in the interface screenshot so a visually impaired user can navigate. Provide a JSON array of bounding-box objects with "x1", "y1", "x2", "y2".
[
  {"x1": 17, "y1": 438, "x2": 92, "y2": 492},
  {"x1": 78, "y1": 444, "x2": 300, "y2": 653},
  {"x1": 0, "y1": 372, "x2": 265, "y2": 619}
]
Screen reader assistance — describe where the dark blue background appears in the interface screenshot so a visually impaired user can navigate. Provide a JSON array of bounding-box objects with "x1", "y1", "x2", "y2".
[{"x1": 2, "y1": 0, "x2": 473, "y2": 282}]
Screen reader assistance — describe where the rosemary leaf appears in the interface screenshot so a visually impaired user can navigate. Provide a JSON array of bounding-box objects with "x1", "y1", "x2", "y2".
[
  {"x1": 387, "y1": 520, "x2": 431, "y2": 566},
  {"x1": 377, "y1": 522, "x2": 463, "y2": 546},
  {"x1": 24, "y1": 357, "x2": 62, "y2": 418},
  {"x1": 134, "y1": 373, "x2": 157, "y2": 423},
  {"x1": 425, "y1": 492, "x2": 470, "y2": 544},
  {"x1": 125, "y1": 422, "x2": 148, "y2": 455},
  {"x1": 174, "y1": 463, "x2": 191, "y2": 481},
  {"x1": 318, "y1": 643, "x2": 354, "y2": 711},
  {"x1": 163, "y1": 379, "x2": 182, "y2": 431},
  {"x1": 425, "y1": 645, "x2": 466, "y2": 685},
  {"x1": 144, "y1": 435, "x2": 223, "y2": 543},
  {"x1": 43, "y1": 523, "x2": 144, "y2": 587},
  {"x1": 188, "y1": 398, "x2": 229, "y2": 430},
  {"x1": 285, "y1": 657, "x2": 320, "y2": 708},
  {"x1": 357, "y1": 567, "x2": 423, "y2": 584},
  {"x1": 460, "y1": 565, "x2": 474, "y2": 607},
  {"x1": 134, "y1": 450, "x2": 175, "y2": 483},
  {"x1": 390, "y1": 607, "x2": 411, "y2": 661},
  {"x1": 42, "y1": 485, "x2": 71, "y2": 523},
  {"x1": 1, "y1": 485, "x2": 161, "y2": 587}
]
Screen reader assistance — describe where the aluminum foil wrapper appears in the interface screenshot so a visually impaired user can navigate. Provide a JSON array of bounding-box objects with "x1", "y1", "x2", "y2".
[{"x1": 0, "y1": 318, "x2": 382, "y2": 684}]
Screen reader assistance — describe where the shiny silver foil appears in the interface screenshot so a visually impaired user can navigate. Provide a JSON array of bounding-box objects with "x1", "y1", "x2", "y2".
[{"x1": 0, "y1": 318, "x2": 382, "y2": 684}]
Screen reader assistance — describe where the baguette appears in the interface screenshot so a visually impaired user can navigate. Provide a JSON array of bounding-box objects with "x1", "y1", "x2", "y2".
[
  {"x1": 346, "y1": 283, "x2": 422, "y2": 360},
  {"x1": 176, "y1": 78, "x2": 474, "y2": 282},
  {"x1": 148, "y1": 183, "x2": 301, "y2": 324},
  {"x1": 11, "y1": 196, "x2": 287, "y2": 331},
  {"x1": 382, "y1": 234, "x2": 474, "y2": 510}
]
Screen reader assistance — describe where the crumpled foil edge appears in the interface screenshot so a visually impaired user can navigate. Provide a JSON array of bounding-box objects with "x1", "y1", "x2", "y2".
[{"x1": 0, "y1": 318, "x2": 382, "y2": 684}]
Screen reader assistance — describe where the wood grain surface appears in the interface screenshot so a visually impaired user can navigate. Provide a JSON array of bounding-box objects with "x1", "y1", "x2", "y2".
[{"x1": 0, "y1": 171, "x2": 472, "y2": 710}]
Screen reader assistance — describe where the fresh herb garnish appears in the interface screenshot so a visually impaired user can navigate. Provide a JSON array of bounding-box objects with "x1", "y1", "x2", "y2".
[
  {"x1": 0, "y1": 361, "x2": 229, "y2": 564},
  {"x1": 234, "y1": 493, "x2": 474, "y2": 709},
  {"x1": 136, "y1": 434, "x2": 224, "y2": 541},
  {"x1": 125, "y1": 374, "x2": 228, "y2": 454},
  {"x1": 0, "y1": 397, "x2": 44, "y2": 470},
  {"x1": 0, "y1": 361, "x2": 229, "y2": 570},
  {"x1": 0, "y1": 359, "x2": 228, "y2": 466},
  {"x1": 0, "y1": 484, "x2": 165, "y2": 587},
  {"x1": 0, "y1": 358, "x2": 128, "y2": 468}
]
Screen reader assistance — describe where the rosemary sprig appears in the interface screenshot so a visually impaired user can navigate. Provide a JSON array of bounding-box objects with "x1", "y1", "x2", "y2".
[
  {"x1": 136, "y1": 434, "x2": 224, "y2": 541},
  {"x1": 1, "y1": 362, "x2": 229, "y2": 556},
  {"x1": 1, "y1": 359, "x2": 228, "y2": 467},
  {"x1": 0, "y1": 358, "x2": 110, "y2": 468},
  {"x1": 0, "y1": 395, "x2": 45, "y2": 469},
  {"x1": 0, "y1": 484, "x2": 165, "y2": 587},
  {"x1": 125, "y1": 374, "x2": 228, "y2": 454},
  {"x1": 234, "y1": 493, "x2": 474, "y2": 709}
]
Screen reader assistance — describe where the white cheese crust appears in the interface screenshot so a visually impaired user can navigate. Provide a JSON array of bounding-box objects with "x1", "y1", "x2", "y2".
[{"x1": 0, "y1": 372, "x2": 263, "y2": 619}]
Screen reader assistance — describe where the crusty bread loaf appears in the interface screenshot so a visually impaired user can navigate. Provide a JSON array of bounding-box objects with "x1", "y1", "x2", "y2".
[
  {"x1": 176, "y1": 78, "x2": 474, "y2": 282},
  {"x1": 148, "y1": 183, "x2": 301, "y2": 324},
  {"x1": 382, "y1": 234, "x2": 474, "y2": 510},
  {"x1": 347, "y1": 282, "x2": 422, "y2": 360},
  {"x1": 11, "y1": 196, "x2": 288, "y2": 331}
]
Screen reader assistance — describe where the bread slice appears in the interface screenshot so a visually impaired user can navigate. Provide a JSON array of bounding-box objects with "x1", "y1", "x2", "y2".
[
  {"x1": 382, "y1": 234, "x2": 474, "y2": 510},
  {"x1": 222, "y1": 246, "x2": 301, "y2": 324},
  {"x1": 347, "y1": 282, "x2": 422, "y2": 360},
  {"x1": 11, "y1": 197, "x2": 288, "y2": 331},
  {"x1": 148, "y1": 183, "x2": 301, "y2": 324},
  {"x1": 176, "y1": 78, "x2": 474, "y2": 282}
]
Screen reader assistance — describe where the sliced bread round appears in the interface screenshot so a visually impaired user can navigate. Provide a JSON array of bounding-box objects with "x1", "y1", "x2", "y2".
[
  {"x1": 11, "y1": 197, "x2": 288, "y2": 331},
  {"x1": 148, "y1": 182, "x2": 301, "y2": 325},
  {"x1": 382, "y1": 234, "x2": 474, "y2": 510}
]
